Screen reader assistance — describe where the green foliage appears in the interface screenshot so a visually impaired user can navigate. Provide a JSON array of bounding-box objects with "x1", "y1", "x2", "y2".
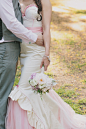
[
  {"x1": 14, "y1": 66, "x2": 21, "y2": 86},
  {"x1": 45, "y1": 72, "x2": 54, "y2": 78},
  {"x1": 74, "y1": 10, "x2": 86, "y2": 14},
  {"x1": 54, "y1": 87, "x2": 86, "y2": 115}
]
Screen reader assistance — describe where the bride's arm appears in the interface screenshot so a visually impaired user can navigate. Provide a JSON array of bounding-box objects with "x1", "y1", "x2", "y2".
[
  {"x1": 40, "y1": 0, "x2": 52, "y2": 71},
  {"x1": 42, "y1": 0, "x2": 52, "y2": 56}
]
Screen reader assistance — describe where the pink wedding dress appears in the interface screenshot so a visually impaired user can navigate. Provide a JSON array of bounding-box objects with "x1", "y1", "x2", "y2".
[{"x1": 6, "y1": 4, "x2": 86, "y2": 129}]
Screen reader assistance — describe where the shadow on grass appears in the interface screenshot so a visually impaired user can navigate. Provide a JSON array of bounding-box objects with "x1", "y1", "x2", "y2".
[
  {"x1": 51, "y1": 11, "x2": 86, "y2": 37},
  {"x1": 51, "y1": 10, "x2": 86, "y2": 73}
]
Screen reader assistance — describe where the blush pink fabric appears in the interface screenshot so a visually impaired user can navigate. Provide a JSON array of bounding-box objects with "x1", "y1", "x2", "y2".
[
  {"x1": 6, "y1": 99, "x2": 35, "y2": 129},
  {"x1": 26, "y1": 27, "x2": 43, "y2": 33}
]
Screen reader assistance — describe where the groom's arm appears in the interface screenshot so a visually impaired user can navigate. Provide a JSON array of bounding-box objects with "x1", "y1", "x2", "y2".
[{"x1": 0, "y1": 0, "x2": 43, "y2": 45}]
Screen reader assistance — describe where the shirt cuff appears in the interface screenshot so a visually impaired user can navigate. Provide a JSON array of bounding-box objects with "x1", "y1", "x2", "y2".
[{"x1": 29, "y1": 33, "x2": 38, "y2": 44}]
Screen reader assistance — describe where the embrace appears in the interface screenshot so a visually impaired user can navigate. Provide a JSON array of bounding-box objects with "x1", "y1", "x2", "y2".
[{"x1": 0, "y1": 0, "x2": 86, "y2": 129}]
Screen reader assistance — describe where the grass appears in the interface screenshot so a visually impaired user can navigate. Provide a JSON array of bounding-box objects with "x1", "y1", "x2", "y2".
[
  {"x1": 54, "y1": 86, "x2": 86, "y2": 114},
  {"x1": 82, "y1": 79, "x2": 86, "y2": 84},
  {"x1": 74, "y1": 10, "x2": 86, "y2": 14},
  {"x1": 14, "y1": 65, "x2": 21, "y2": 86},
  {"x1": 45, "y1": 72, "x2": 54, "y2": 78}
]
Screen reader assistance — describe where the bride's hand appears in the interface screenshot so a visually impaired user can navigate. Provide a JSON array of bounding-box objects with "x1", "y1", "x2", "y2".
[
  {"x1": 36, "y1": 34, "x2": 44, "y2": 46},
  {"x1": 40, "y1": 56, "x2": 50, "y2": 71}
]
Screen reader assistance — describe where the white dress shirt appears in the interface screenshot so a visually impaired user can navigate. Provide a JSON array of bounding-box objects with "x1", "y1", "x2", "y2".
[{"x1": 0, "y1": 0, "x2": 38, "y2": 44}]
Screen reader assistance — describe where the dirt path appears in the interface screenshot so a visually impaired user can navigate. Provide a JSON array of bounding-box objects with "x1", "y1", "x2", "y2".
[{"x1": 46, "y1": 0, "x2": 86, "y2": 100}]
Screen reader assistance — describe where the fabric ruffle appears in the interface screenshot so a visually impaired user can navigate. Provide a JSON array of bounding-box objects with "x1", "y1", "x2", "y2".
[{"x1": 9, "y1": 86, "x2": 46, "y2": 129}]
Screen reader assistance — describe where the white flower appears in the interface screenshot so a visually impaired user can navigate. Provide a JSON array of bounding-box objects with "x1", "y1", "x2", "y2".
[
  {"x1": 38, "y1": 84, "x2": 46, "y2": 89},
  {"x1": 30, "y1": 79, "x2": 38, "y2": 86},
  {"x1": 46, "y1": 78, "x2": 52, "y2": 87},
  {"x1": 34, "y1": 73, "x2": 47, "y2": 85},
  {"x1": 42, "y1": 87, "x2": 49, "y2": 92}
]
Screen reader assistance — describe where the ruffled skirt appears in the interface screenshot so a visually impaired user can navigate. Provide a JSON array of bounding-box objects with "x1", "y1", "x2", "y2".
[{"x1": 6, "y1": 88, "x2": 86, "y2": 129}]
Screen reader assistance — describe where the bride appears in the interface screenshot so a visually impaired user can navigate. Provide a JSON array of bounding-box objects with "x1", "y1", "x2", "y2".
[{"x1": 6, "y1": 0, "x2": 86, "y2": 129}]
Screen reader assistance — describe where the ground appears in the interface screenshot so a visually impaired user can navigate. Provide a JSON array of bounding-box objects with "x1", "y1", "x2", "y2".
[{"x1": 15, "y1": 0, "x2": 86, "y2": 114}]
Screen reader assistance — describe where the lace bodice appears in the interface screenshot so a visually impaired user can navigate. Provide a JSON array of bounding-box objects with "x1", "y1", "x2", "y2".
[{"x1": 22, "y1": 4, "x2": 42, "y2": 28}]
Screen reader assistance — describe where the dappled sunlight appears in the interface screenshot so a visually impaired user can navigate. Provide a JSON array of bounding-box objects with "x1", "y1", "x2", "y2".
[
  {"x1": 52, "y1": 6, "x2": 69, "y2": 13},
  {"x1": 63, "y1": 0, "x2": 86, "y2": 10},
  {"x1": 79, "y1": 16, "x2": 86, "y2": 22},
  {"x1": 51, "y1": 29, "x2": 77, "y2": 42},
  {"x1": 51, "y1": 30, "x2": 63, "y2": 40},
  {"x1": 51, "y1": 6, "x2": 86, "y2": 37},
  {"x1": 51, "y1": 0, "x2": 86, "y2": 10},
  {"x1": 62, "y1": 22, "x2": 86, "y2": 32}
]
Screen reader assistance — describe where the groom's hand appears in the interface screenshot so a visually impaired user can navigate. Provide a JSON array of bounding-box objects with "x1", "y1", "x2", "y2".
[{"x1": 36, "y1": 34, "x2": 44, "y2": 46}]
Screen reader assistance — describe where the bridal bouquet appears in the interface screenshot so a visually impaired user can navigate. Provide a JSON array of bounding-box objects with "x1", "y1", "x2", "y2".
[{"x1": 29, "y1": 70, "x2": 57, "y2": 96}]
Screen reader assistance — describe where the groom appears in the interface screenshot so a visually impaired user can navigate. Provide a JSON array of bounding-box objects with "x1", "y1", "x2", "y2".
[{"x1": 0, "y1": 0, "x2": 44, "y2": 129}]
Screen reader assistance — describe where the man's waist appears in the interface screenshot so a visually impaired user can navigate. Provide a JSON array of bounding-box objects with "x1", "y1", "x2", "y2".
[
  {"x1": 0, "y1": 37, "x2": 21, "y2": 43},
  {"x1": 0, "y1": 37, "x2": 13, "y2": 43}
]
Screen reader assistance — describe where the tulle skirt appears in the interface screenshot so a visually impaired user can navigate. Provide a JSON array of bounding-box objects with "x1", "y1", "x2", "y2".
[
  {"x1": 6, "y1": 99, "x2": 34, "y2": 129},
  {"x1": 6, "y1": 89, "x2": 86, "y2": 129}
]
